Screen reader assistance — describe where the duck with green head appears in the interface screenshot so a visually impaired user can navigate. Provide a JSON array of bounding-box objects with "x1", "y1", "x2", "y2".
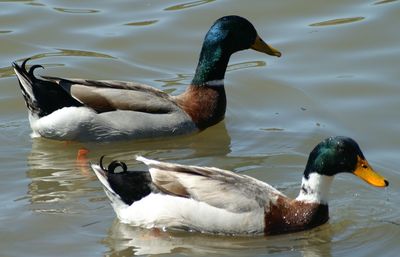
[
  {"x1": 91, "y1": 136, "x2": 388, "y2": 235},
  {"x1": 13, "y1": 15, "x2": 281, "y2": 141}
]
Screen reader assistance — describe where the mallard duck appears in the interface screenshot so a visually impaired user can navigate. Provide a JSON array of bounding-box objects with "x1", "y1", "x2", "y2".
[
  {"x1": 12, "y1": 15, "x2": 281, "y2": 142},
  {"x1": 91, "y1": 136, "x2": 388, "y2": 235}
]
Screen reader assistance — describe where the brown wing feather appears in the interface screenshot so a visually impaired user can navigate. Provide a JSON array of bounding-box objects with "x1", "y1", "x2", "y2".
[
  {"x1": 150, "y1": 170, "x2": 190, "y2": 197},
  {"x1": 41, "y1": 76, "x2": 178, "y2": 113}
]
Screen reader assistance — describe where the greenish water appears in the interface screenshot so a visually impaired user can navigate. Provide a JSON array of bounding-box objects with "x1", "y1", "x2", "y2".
[{"x1": 1, "y1": 0, "x2": 399, "y2": 256}]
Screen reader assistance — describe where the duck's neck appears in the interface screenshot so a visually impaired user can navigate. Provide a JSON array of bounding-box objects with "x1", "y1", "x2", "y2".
[
  {"x1": 191, "y1": 41, "x2": 230, "y2": 86},
  {"x1": 295, "y1": 173, "x2": 334, "y2": 204}
]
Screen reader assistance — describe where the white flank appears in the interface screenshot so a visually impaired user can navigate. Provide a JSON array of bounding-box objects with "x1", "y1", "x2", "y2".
[
  {"x1": 295, "y1": 173, "x2": 334, "y2": 204},
  {"x1": 28, "y1": 106, "x2": 198, "y2": 141},
  {"x1": 115, "y1": 193, "x2": 265, "y2": 235},
  {"x1": 31, "y1": 107, "x2": 97, "y2": 140}
]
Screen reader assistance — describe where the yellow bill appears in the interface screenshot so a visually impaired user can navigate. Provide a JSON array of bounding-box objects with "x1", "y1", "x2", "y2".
[
  {"x1": 251, "y1": 35, "x2": 282, "y2": 57},
  {"x1": 353, "y1": 156, "x2": 388, "y2": 187}
]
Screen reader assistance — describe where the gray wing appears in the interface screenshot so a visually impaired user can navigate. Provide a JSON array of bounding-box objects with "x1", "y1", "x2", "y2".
[
  {"x1": 42, "y1": 76, "x2": 178, "y2": 113},
  {"x1": 136, "y1": 156, "x2": 286, "y2": 213}
]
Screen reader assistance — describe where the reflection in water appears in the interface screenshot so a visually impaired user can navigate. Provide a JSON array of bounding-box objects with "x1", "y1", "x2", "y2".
[
  {"x1": 125, "y1": 20, "x2": 158, "y2": 26},
  {"x1": 104, "y1": 219, "x2": 333, "y2": 257},
  {"x1": 164, "y1": 0, "x2": 216, "y2": 11},
  {"x1": 84, "y1": 121, "x2": 232, "y2": 161},
  {"x1": 309, "y1": 17, "x2": 365, "y2": 27},
  {"x1": 26, "y1": 139, "x2": 92, "y2": 212}
]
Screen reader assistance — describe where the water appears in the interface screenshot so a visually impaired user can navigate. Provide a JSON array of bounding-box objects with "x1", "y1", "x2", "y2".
[{"x1": 1, "y1": 0, "x2": 399, "y2": 256}]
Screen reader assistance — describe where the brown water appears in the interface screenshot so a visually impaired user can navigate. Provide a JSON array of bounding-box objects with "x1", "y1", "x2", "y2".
[{"x1": 1, "y1": 0, "x2": 399, "y2": 256}]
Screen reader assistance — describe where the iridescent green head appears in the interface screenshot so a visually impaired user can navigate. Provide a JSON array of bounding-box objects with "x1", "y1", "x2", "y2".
[
  {"x1": 192, "y1": 15, "x2": 281, "y2": 86},
  {"x1": 304, "y1": 136, "x2": 388, "y2": 187}
]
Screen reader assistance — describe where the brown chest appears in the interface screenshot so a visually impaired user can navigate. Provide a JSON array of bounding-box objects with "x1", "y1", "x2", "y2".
[
  {"x1": 264, "y1": 197, "x2": 329, "y2": 235},
  {"x1": 175, "y1": 86, "x2": 226, "y2": 130}
]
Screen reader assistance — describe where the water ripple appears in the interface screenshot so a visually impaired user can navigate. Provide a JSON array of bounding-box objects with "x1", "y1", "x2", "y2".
[
  {"x1": 373, "y1": 0, "x2": 398, "y2": 5},
  {"x1": 0, "y1": 66, "x2": 15, "y2": 78},
  {"x1": 227, "y1": 60, "x2": 266, "y2": 72},
  {"x1": 309, "y1": 17, "x2": 365, "y2": 27},
  {"x1": 53, "y1": 7, "x2": 100, "y2": 14},
  {"x1": 14, "y1": 48, "x2": 116, "y2": 63},
  {"x1": 164, "y1": 0, "x2": 216, "y2": 11},
  {"x1": 125, "y1": 19, "x2": 158, "y2": 26}
]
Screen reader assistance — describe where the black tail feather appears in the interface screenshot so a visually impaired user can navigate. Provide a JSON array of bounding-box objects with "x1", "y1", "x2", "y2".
[
  {"x1": 13, "y1": 58, "x2": 83, "y2": 118},
  {"x1": 99, "y1": 157, "x2": 155, "y2": 205},
  {"x1": 13, "y1": 59, "x2": 40, "y2": 115},
  {"x1": 28, "y1": 64, "x2": 44, "y2": 77}
]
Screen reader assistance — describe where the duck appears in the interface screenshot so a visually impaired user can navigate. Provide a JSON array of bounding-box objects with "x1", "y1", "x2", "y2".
[
  {"x1": 91, "y1": 136, "x2": 388, "y2": 235},
  {"x1": 12, "y1": 15, "x2": 281, "y2": 142}
]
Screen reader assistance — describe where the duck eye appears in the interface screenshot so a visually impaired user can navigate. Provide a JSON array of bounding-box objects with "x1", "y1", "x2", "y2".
[{"x1": 362, "y1": 164, "x2": 368, "y2": 169}]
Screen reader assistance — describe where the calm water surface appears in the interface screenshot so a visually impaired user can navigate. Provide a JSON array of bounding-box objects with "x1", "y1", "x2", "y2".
[{"x1": 1, "y1": 0, "x2": 399, "y2": 256}]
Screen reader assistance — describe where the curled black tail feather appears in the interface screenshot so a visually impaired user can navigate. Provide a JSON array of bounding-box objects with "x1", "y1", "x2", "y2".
[
  {"x1": 13, "y1": 58, "x2": 83, "y2": 118},
  {"x1": 99, "y1": 155, "x2": 128, "y2": 174},
  {"x1": 28, "y1": 64, "x2": 44, "y2": 77},
  {"x1": 98, "y1": 156, "x2": 155, "y2": 205}
]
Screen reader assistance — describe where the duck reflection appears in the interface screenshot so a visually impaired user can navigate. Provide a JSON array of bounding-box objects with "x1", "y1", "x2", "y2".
[
  {"x1": 26, "y1": 139, "x2": 91, "y2": 210},
  {"x1": 25, "y1": 122, "x2": 231, "y2": 207},
  {"x1": 104, "y1": 219, "x2": 333, "y2": 257}
]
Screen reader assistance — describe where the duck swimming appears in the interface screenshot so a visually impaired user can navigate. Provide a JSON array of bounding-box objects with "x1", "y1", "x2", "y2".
[
  {"x1": 91, "y1": 136, "x2": 388, "y2": 235},
  {"x1": 13, "y1": 15, "x2": 281, "y2": 142}
]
